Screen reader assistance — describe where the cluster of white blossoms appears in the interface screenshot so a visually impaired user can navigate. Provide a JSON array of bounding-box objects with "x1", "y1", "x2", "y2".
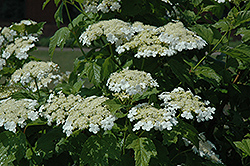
[
  {"x1": 117, "y1": 22, "x2": 207, "y2": 58},
  {"x1": 40, "y1": 92, "x2": 116, "y2": 136},
  {"x1": 0, "y1": 20, "x2": 39, "y2": 70},
  {"x1": 83, "y1": 0, "x2": 121, "y2": 13},
  {"x1": 214, "y1": 0, "x2": 230, "y2": 3},
  {"x1": 0, "y1": 98, "x2": 39, "y2": 133},
  {"x1": 158, "y1": 87, "x2": 216, "y2": 122},
  {"x1": 79, "y1": 19, "x2": 206, "y2": 58},
  {"x1": 183, "y1": 133, "x2": 223, "y2": 164},
  {"x1": 10, "y1": 61, "x2": 61, "y2": 92},
  {"x1": 107, "y1": 68, "x2": 159, "y2": 96},
  {"x1": 79, "y1": 19, "x2": 134, "y2": 47},
  {"x1": 2, "y1": 36, "x2": 38, "y2": 60},
  {"x1": 127, "y1": 103, "x2": 178, "y2": 131}
]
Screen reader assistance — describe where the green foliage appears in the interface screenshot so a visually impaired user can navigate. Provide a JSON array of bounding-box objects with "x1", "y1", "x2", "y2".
[
  {"x1": 49, "y1": 27, "x2": 71, "y2": 57},
  {"x1": 126, "y1": 135, "x2": 157, "y2": 166},
  {"x1": 80, "y1": 133, "x2": 120, "y2": 165},
  {"x1": 1, "y1": 0, "x2": 250, "y2": 165}
]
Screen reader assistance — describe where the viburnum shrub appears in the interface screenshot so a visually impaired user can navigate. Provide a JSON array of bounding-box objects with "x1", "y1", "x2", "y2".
[{"x1": 0, "y1": 0, "x2": 250, "y2": 165}]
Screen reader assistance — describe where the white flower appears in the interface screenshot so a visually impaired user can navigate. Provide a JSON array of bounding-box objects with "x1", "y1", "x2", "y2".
[
  {"x1": 181, "y1": 111, "x2": 193, "y2": 119},
  {"x1": 10, "y1": 61, "x2": 61, "y2": 92},
  {"x1": 117, "y1": 21, "x2": 207, "y2": 58},
  {"x1": 0, "y1": 59, "x2": 6, "y2": 70},
  {"x1": 128, "y1": 103, "x2": 177, "y2": 132},
  {"x1": 82, "y1": 0, "x2": 121, "y2": 13},
  {"x1": 0, "y1": 98, "x2": 38, "y2": 133},
  {"x1": 79, "y1": 19, "x2": 134, "y2": 47},
  {"x1": 107, "y1": 68, "x2": 159, "y2": 96},
  {"x1": 4, "y1": 121, "x2": 16, "y2": 133},
  {"x1": 159, "y1": 87, "x2": 215, "y2": 122},
  {"x1": 28, "y1": 111, "x2": 39, "y2": 121},
  {"x1": 41, "y1": 94, "x2": 115, "y2": 136},
  {"x1": 89, "y1": 124, "x2": 100, "y2": 134},
  {"x1": 101, "y1": 115, "x2": 116, "y2": 130}
]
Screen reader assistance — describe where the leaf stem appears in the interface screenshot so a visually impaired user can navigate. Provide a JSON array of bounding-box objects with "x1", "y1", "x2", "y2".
[
  {"x1": 141, "y1": 59, "x2": 145, "y2": 70},
  {"x1": 192, "y1": 30, "x2": 228, "y2": 71},
  {"x1": 170, "y1": 149, "x2": 192, "y2": 162},
  {"x1": 63, "y1": 0, "x2": 86, "y2": 57},
  {"x1": 34, "y1": 78, "x2": 41, "y2": 99}
]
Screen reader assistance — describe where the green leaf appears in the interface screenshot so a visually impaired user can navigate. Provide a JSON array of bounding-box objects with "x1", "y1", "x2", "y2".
[
  {"x1": 80, "y1": 134, "x2": 120, "y2": 166},
  {"x1": 26, "y1": 118, "x2": 47, "y2": 128},
  {"x1": 236, "y1": 28, "x2": 250, "y2": 43},
  {"x1": 42, "y1": 0, "x2": 51, "y2": 9},
  {"x1": 0, "y1": 143, "x2": 15, "y2": 165},
  {"x1": 191, "y1": 0, "x2": 202, "y2": 7},
  {"x1": 132, "y1": 88, "x2": 159, "y2": 103},
  {"x1": 82, "y1": 62, "x2": 102, "y2": 87},
  {"x1": 194, "y1": 66, "x2": 222, "y2": 86},
  {"x1": 234, "y1": 10, "x2": 250, "y2": 28},
  {"x1": 202, "y1": 5, "x2": 219, "y2": 12},
  {"x1": 190, "y1": 24, "x2": 214, "y2": 44},
  {"x1": 126, "y1": 135, "x2": 157, "y2": 166},
  {"x1": 49, "y1": 27, "x2": 70, "y2": 57},
  {"x1": 72, "y1": 79, "x2": 85, "y2": 94},
  {"x1": 104, "y1": 99, "x2": 124, "y2": 114},
  {"x1": 221, "y1": 44, "x2": 250, "y2": 63},
  {"x1": 234, "y1": 139, "x2": 250, "y2": 157},
  {"x1": 54, "y1": 0, "x2": 61, "y2": 6},
  {"x1": 54, "y1": 3, "x2": 64, "y2": 27},
  {"x1": 169, "y1": 58, "x2": 194, "y2": 88},
  {"x1": 35, "y1": 127, "x2": 65, "y2": 159},
  {"x1": 179, "y1": 120, "x2": 199, "y2": 148},
  {"x1": 68, "y1": 14, "x2": 85, "y2": 29},
  {"x1": 0, "y1": 131, "x2": 27, "y2": 162},
  {"x1": 213, "y1": 19, "x2": 230, "y2": 32},
  {"x1": 162, "y1": 130, "x2": 181, "y2": 146},
  {"x1": 101, "y1": 56, "x2": 117, "y2": 81}
]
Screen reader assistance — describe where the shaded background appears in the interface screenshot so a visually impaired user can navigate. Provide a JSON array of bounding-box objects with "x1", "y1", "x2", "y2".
[{"x1": 0, "y1": 0, "x2": 71, "y2": 37}]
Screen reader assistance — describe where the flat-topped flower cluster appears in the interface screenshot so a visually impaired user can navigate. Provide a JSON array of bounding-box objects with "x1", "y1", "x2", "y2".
[
  {"x1": 127, "y1": 103, "x2": 178, "y2": 132},
  {"x1": 0, "y1": 20, "x2": 40, "y2": 70},
  {"x1": 10, "y1": 61, "x2": 61, "y2": 92},
  {"x1": 39, "y1": 92, "x2": 116, "y2": 136},
  {"x1": 159, "y1": 87, "x2": 216, "y2": 122},
  {"x1": 82, "y1": 0, "x2": 121, "y2": 13},
  {"x1": 0, "y1": 98, "x2": 39, "y2": 133},
  {"x1": 107, "y1": 68, "x2": 159, "y2": 96},
  {"x1": 80, "y1": 19, "x2": 207, "y2": 58}
]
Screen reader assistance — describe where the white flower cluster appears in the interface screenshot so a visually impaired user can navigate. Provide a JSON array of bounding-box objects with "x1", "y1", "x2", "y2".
[
  {"x1": 2, "y1": 36, "x2": 38, "y2": 60},
  {"x1": 214, "y1": 0, "x2": 230, "y2": 3},
  {"x1": 127, "y1": 103, "x2": 178, "y2": 132},
  {"x1": 107, "y1": 68, "x2": 159, "y2": 96},
  {"x1": 79, "y1": 19, "x2": 206, "y2": 58},
  {"x1": 183, "y1": 133, "x2": 223, "y2": 164},
  {"x1": 40, "y1": 93, "x2": 116, "y2": 136},
  {"x1": 158, "y1": 87, "x2": 216, "y2": 122},
  {"x1": 0, "y1": 98, "x2": 39, "y2": 133},
  {"x1": 117, "y1": 21, "x2": 207, "y2": 58},
  {"x1": 79, "y1": 19, "x2": 134, "y2": 47},
  {"x1": 10, "y1": 61, "x2": 61, "y2": 92},
  {"x1": 83, "y1": 0, "x2": 121, "y2": 13},
  {"x1": 0, "y1": 20, "x2": 39, "y2": 70}
]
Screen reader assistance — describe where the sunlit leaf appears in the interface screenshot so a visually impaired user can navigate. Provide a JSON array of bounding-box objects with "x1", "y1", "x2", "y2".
[
  {"x1": 234, "y1": 139, "x2": 250, "y2": 157},
  {"x1": 126, "y1": 135, "x2": 157, "y2": 166},
  {"x1": 49, "y1": 27, "x2": 70, "y2": 57}
]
